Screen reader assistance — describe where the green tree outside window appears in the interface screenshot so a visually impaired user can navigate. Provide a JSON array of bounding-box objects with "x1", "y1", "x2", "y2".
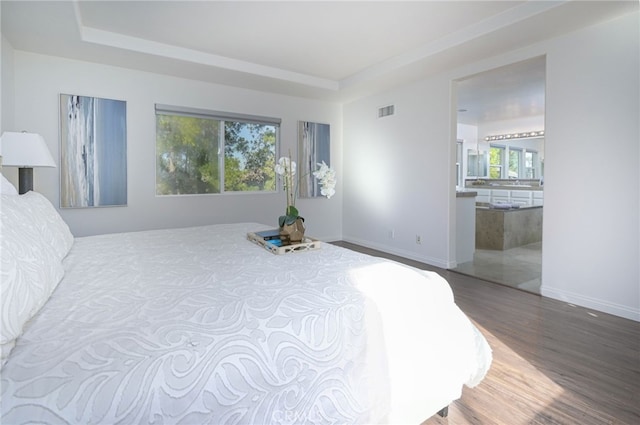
[{"x1": 156, "y1": 113, "x2": 277, "y2": 195}]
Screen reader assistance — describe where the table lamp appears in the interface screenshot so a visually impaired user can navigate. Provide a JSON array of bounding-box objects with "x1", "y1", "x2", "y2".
[{"x1": 0, "y1": 131, "x2": 56, "y2": 194}]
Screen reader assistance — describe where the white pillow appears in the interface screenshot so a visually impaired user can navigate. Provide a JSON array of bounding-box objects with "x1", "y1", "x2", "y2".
[
  {"x1": 1, "y1": 174, "x2": 18, "y2": 195},
  {"x1": 21, "y1": 191, "x2": 74, "y2": 260},
  {"x1": 0, "y1": 193, "x2": 68, "y2": 367}
]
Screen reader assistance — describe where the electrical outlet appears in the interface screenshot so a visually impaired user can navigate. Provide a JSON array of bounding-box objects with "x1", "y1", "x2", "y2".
[
  {"x1": 416, "y1": 234, "x2": 421, "y2": 244},
  {"x1": 389, "y1": 229, "x2": 395, "y2": 239}
]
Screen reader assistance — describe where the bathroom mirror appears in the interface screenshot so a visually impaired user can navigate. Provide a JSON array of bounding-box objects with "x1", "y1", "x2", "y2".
[
  {"x1": 486, "y1": 137, "x2": 544, "y2": 180},
  {"x1": 463, "y1": 135, "x2": 544, "y2": 181},
  {"x1": 466, "y1": 150, "x2": 487, "y2": 177}
]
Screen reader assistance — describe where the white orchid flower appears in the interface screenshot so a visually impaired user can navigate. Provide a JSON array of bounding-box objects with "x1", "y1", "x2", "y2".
[
  {"x1": 275, "y1": 157, "x2": 296, "y2": 176},
  {"x1": 312, "y1": 161, "x2": 336, "y2": 199},
  {"x1": 276, "y1": 156, "x2": 336, "y2": 228},
  {"x1": 321, "y1": 186, "x2": 335, "y2": 199},
  {"x1": 313, "y1": 161, "x2": 330, "y2": 179}
]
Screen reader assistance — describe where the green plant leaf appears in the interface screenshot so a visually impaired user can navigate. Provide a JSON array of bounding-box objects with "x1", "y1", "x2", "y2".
[
  {"x1": 286, "y1": 205, "x2": 299, "y2": 217},
  {"x1": 279, "y1": 213, "x2": 303, "y2": 227}
]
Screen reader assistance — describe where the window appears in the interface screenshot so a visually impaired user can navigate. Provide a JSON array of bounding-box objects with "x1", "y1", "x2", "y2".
[
  {"x1": 155, "y1": 105, "x2": 280, "y2": 195},
  {"x1": 489, "y1": 145, "x2": 505, "y2": 179},
  {"x1": 525, "y1": 150, "x2": 538, "y2": 178},
  {"x1": 508, "y1": 147, "x2": 522, "y2": 179}
]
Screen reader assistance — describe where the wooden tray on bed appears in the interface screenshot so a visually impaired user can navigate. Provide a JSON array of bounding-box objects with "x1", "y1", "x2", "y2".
[{"x1": 247, "y1": 232, "x2": 322, "y2": 254}]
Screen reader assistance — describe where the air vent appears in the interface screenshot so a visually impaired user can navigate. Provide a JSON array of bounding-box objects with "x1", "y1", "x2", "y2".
[{"x1": 378, "y1": 105, "x2": 395, "y2": 118}]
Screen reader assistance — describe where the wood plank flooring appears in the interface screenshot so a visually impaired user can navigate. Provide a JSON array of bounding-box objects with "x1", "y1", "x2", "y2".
[{"x1": 332, "y1": 242, "x2": 640, "y2": 425}]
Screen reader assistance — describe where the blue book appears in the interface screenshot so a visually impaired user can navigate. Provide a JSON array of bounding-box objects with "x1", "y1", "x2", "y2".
[
  {"x1": 266, "y1": 239, "x2": 283, "y2": 247},
  {"x1": 255, "y1": 229, "x2": 281, "y2": 241}
]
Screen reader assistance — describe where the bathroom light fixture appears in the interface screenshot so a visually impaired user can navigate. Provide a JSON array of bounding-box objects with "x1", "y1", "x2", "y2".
[
  {"x1": 0, "y1": 131, "x2": 56, "y2": 194},
  {"x1": 485, "y1": 130, "x2": 544, "y2": 141}
]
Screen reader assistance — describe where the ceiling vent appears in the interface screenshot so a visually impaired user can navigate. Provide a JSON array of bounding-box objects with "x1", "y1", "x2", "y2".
[{"x1": 378, "y1": 105, "x2": 395, "y2": 118}]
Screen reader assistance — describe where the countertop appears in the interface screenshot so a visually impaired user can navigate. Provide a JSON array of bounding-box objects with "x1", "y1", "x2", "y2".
[
  {"x1": 466, "y1": 184, "x2": 543, "y2": 191},
  {"x1": 476, "y1": 204, "x2": 543, "y2": 211},
  {"x1": 456, "y1": 190, "x2": 478, "y2": 198}
]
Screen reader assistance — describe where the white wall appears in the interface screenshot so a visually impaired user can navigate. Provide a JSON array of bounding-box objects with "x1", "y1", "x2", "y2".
[
  {"x1": 1, "y1": 34, "x2": 15, "y2": 136},
  {"x1": 9, "y1": 52, "x2": 343, "y2": 240},
  {"x1": 343, "y1": 73, "x2": 456, "y2": 268},
  {"x1": 541, "y1": 12, "x2": 639, "y2": 321},
  {"x1": 344, "y1": 12, "x2": 639, "y2": 321}
]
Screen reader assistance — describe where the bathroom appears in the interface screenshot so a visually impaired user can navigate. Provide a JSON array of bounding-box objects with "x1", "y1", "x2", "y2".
[{"x1": 453, "y1": 57, "x2": 545, "y2": 293}]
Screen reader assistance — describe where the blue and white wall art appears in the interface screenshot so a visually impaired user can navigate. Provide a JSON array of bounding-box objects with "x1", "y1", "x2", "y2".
[
  {"x1": 298, "y1": 121, "x2": 330, "y2": 198},
  {"x1": 59, "y1": 94, "x2": 127, "y2": 208}
]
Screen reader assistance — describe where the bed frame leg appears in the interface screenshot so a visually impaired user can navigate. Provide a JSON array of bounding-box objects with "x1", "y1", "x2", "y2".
[{"x1": 437, "y1": 406, "x2": 449, "y2": 418}]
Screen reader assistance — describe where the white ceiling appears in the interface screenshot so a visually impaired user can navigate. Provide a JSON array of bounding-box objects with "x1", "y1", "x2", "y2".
[
  {"x1": 2, "y1": 1, "x2": 638, "y2": 120},
  {"x1": 457, "y1": 55, "x2": 546, "y2": 125}
]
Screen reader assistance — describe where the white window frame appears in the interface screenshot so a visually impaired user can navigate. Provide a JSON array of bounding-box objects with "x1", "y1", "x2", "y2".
[
  {"x1": 490, "y1": 144, "x2": 505, "y2": 179},
  {"x1": 155, "y1": 104, "x2": 281, "y2": 196},
  {"x1": 508, "y1": 146, "x2": 523, "y2": 179}
]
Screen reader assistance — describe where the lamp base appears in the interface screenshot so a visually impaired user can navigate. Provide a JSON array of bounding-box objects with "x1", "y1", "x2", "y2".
[{"x1": 18, "y1": 167, "x2": 34, "y2": 195}]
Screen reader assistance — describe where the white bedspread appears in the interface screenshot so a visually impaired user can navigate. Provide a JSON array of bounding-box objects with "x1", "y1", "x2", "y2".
[{"x1": 1, "y1": 223, "x2": 490, "y2": 424}]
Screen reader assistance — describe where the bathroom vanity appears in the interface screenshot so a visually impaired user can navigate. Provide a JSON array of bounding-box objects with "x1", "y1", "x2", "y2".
[{"x1": 475, "y1": 205, "x2": 543, "y2": 250}]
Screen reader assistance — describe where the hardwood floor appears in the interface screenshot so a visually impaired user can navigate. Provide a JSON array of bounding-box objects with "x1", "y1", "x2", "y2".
[{"x1": 332, "y1": 242, "x2": 640, "y2": 425}]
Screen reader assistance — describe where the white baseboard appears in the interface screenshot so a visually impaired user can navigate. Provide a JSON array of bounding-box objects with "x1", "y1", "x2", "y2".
[
  {"x1": 341, "y1": 235, "x2": 454, "y2": 269},
  {"x1": 542, "y1": 286, "x2": 640, "y2": 322},
  {"x1": 316, "y1": 234, "x2": 343, "y2": 243}
]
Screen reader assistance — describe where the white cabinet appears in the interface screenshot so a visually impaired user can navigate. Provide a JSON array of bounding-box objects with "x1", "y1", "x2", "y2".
[
  {"x1": 473, "y1": 187, "x2": 543, "y2": 206},
  {"x1": 510, "y1": 190, "x2": 533, "y2": 206},
  {"x1": 475, "y1": 189, "x2": 491, "y2": 203},
  {"x1": 491, "y1": 190, "x2": 510, "y2": 204},
  {"x1": 533, "y1": 190, "x2": 544, "y2": 206}
]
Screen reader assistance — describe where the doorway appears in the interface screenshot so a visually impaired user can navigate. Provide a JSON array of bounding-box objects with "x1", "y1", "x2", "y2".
[{"x1": 452, "y1": 57, "x2": 545, "y2": 294}]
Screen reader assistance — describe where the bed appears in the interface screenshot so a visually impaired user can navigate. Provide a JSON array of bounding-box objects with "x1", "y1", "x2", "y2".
[{"x1": 1, "y1": 186, "x2": 491, "y2": 424}]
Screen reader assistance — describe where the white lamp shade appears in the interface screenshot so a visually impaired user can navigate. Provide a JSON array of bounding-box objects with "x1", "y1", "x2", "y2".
[{"x1": 0, "y1": 132, "x2": 56, "y2": 168}]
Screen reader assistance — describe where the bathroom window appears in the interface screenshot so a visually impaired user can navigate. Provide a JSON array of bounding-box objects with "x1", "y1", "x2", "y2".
[
  {"x1": 489, "y1": 145, "x2": 505, "y2": 178},
  {"x1": 509, "y1": 147, "x2": 523, "y2": 178},
  {"x1": 525, "y1": 150, "x2": 538, "y2": 178}
]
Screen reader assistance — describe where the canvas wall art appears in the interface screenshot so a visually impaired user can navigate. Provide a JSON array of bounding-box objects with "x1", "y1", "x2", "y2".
[
  {"x1": 297, "y1": 121, "x2": 330, "y2": 198},
  {"x1": 59, "y1": 94, "x2": 127, "y2": 208}
]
